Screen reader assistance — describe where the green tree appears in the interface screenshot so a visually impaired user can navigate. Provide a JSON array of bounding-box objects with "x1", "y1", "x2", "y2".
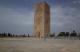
[
  {"x1": 65, "y1": 32, "x2": 70, "y2": 37},
  {"x1": 58, "y1": 32, "x2": 65, "y2": 36},
  {"x1": 70, "y1": 30, "x2": 77, "y2": 37}
]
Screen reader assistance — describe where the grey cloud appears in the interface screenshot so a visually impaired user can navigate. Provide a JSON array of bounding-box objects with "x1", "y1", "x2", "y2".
[
  {"x1": 0, "y1": 6, "x2": 34, "y2": 34},
  {"x1": 51, "y1": 2, "x2": 80, "y2": 33},
  {"x1": 0, "y1": 0, "x2": 80, "y2": 35}
]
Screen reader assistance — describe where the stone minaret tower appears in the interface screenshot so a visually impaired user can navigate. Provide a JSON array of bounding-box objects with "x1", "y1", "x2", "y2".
[{"x1": 34, "y1": 2, "x2": 50, "y2": 38}]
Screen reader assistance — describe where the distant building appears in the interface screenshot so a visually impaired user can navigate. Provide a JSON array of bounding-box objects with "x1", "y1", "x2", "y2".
[{"x1": 34, "y1": 2, "x2": 50, "y2": 38}]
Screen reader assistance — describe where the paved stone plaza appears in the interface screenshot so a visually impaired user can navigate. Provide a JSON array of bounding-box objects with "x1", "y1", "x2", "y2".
[{"x1": 0, "y1": 38, "x2": 80, "y2": 52}]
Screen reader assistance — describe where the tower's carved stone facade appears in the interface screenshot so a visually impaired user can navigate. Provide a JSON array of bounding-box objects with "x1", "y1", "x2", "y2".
[{"x1": 34, "y1": 2, "x2": 50, "y2": 37}]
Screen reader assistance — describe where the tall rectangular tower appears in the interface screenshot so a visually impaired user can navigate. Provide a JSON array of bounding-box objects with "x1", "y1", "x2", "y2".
[{"x1": 34, "y1": 2, "x2": 50, "y2": 37}]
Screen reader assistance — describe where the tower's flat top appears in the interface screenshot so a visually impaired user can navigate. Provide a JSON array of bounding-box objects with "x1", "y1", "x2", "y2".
[{"x1": 36, "y1": 1, "x2": 49, "y2": 6}]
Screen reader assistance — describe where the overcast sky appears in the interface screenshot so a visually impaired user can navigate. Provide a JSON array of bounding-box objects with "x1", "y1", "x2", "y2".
[{"x1": 0, "y1": 0, "x2": 80, "y2": 35}]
